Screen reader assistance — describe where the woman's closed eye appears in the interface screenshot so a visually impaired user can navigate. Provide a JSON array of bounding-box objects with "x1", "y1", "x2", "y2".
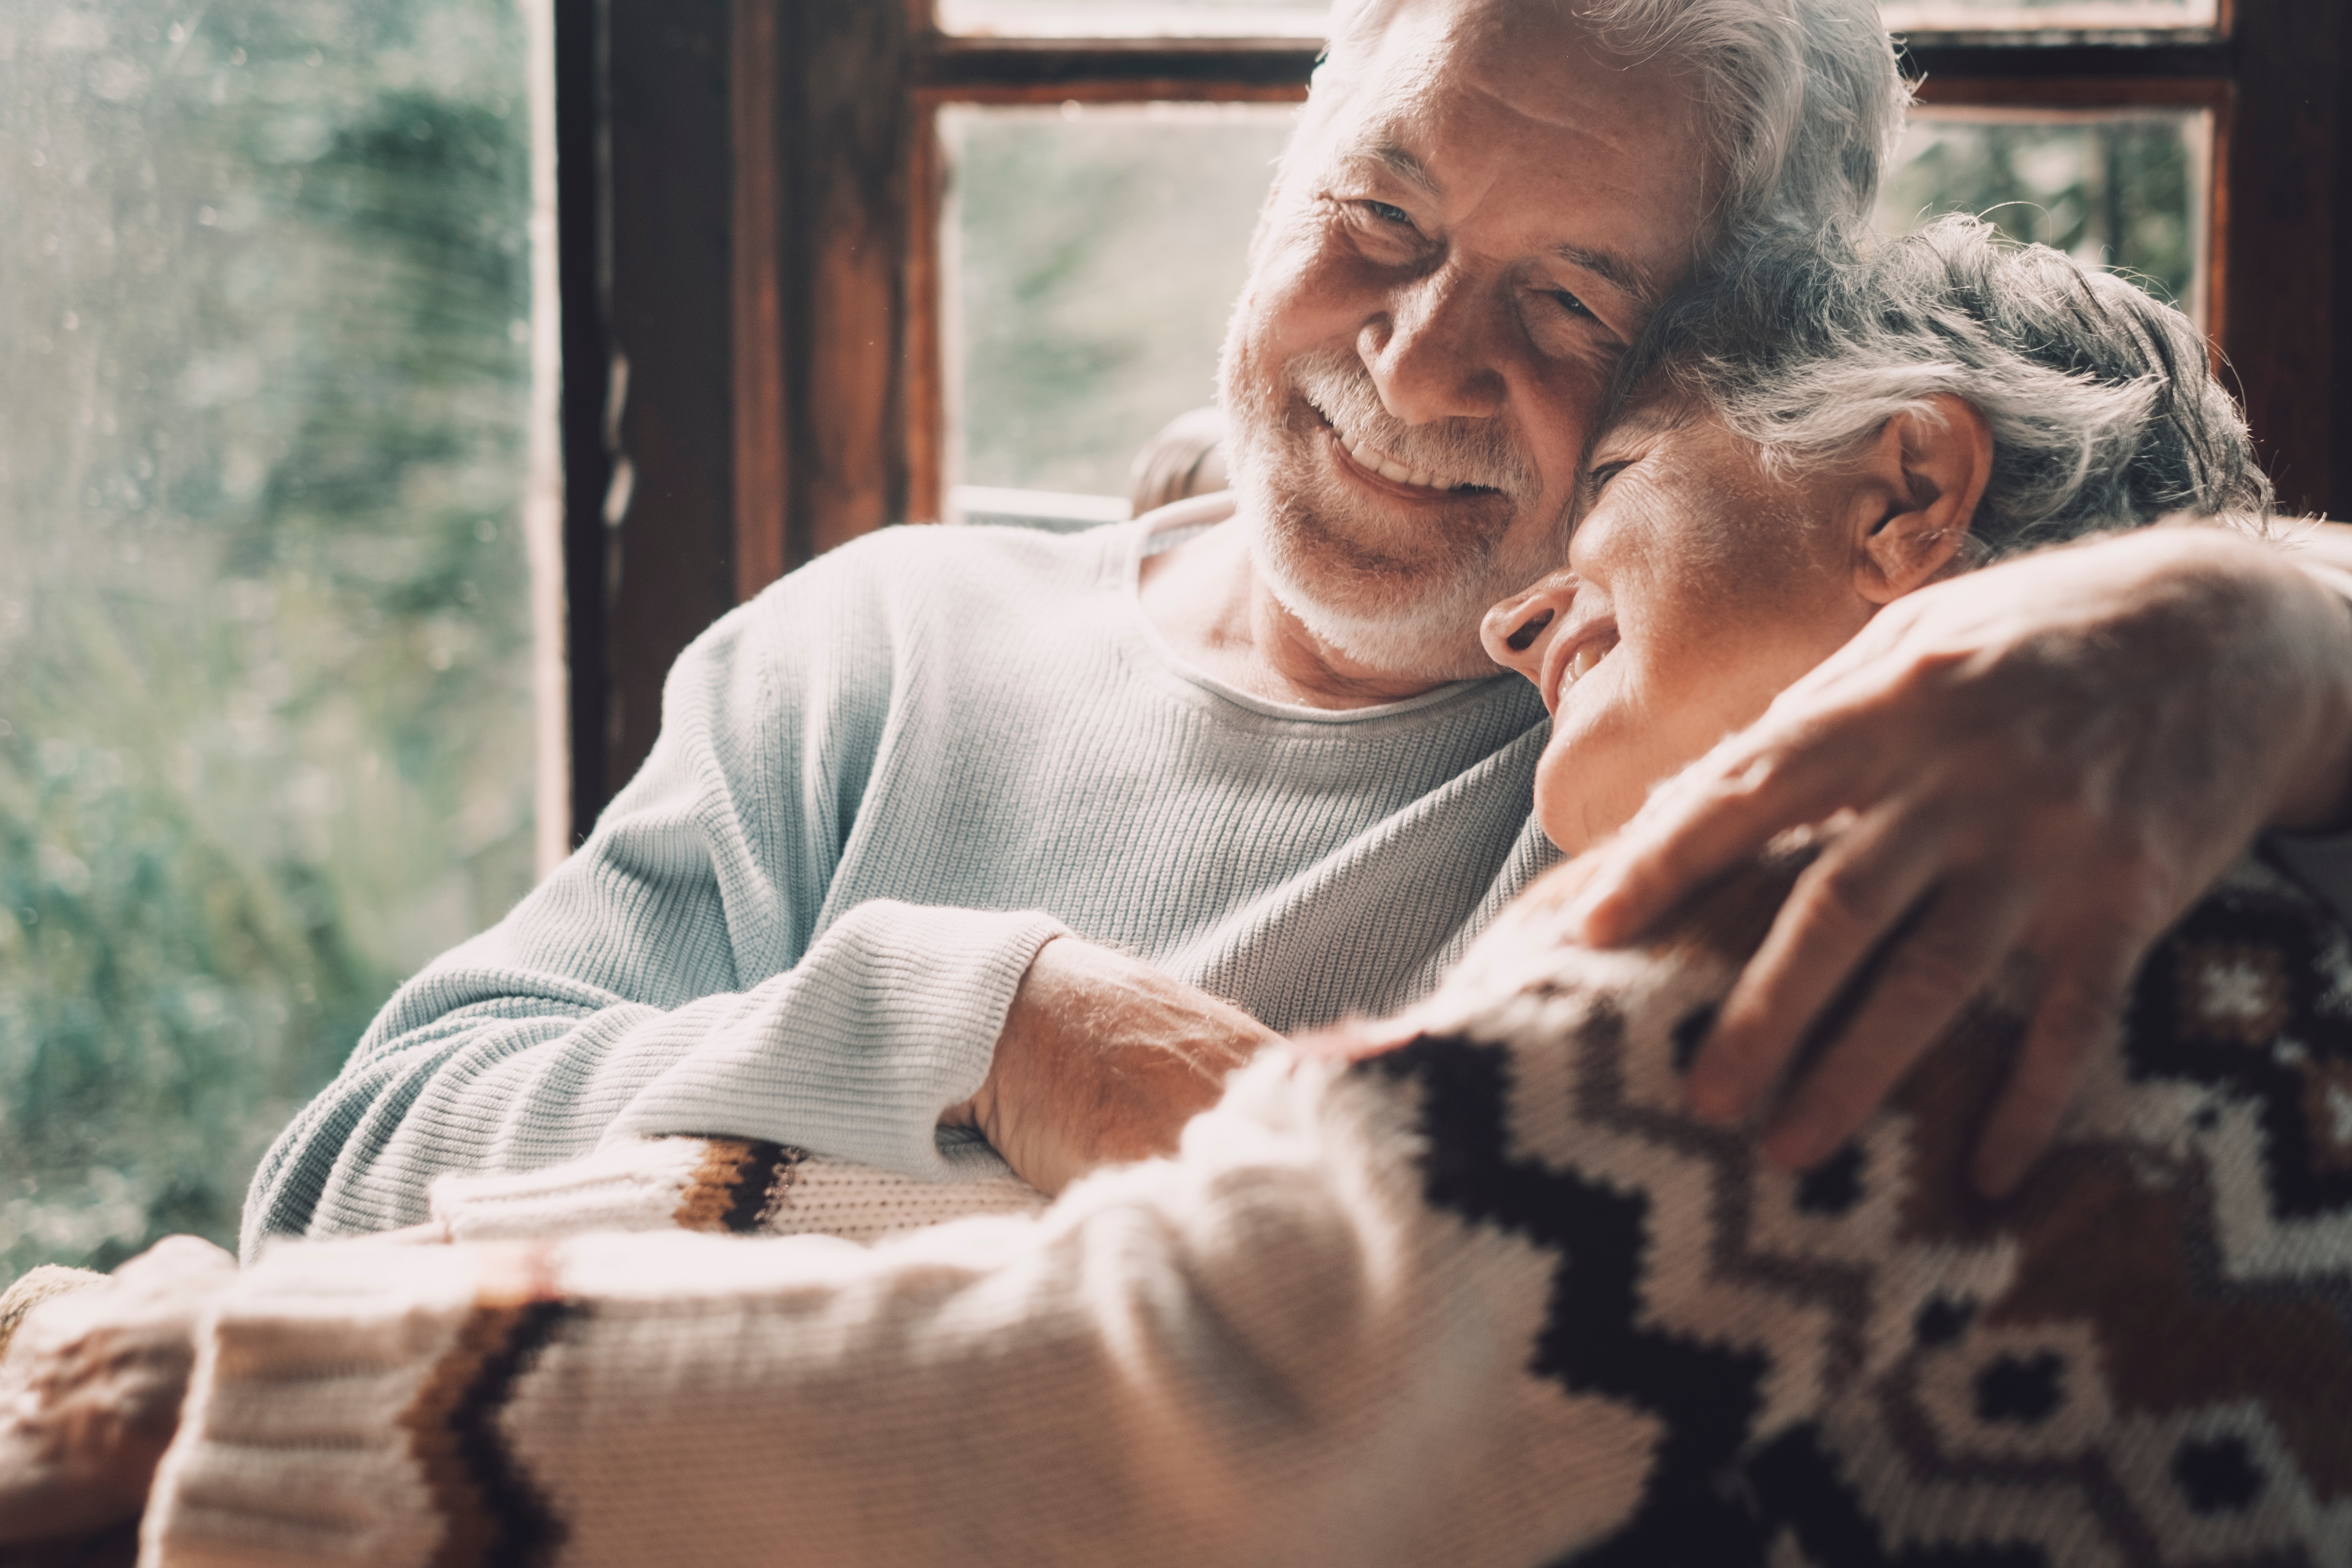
[{"x1": 1586, "y1": 459, "x2": 1634, "y2": 495}]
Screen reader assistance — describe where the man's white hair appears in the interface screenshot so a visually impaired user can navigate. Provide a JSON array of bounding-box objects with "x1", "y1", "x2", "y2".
[{"x1": 1305, "y1": 0, "x2": 1908, "y2": 256}]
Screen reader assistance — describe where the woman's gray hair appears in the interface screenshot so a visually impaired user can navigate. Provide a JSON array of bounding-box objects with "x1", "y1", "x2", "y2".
[
  {"x1": 1623, "y1": 214, "x2": 2270, "y2": 557},
  {"x1": 1309, "y1": 0, "x2": 1908, "y2": 255}
]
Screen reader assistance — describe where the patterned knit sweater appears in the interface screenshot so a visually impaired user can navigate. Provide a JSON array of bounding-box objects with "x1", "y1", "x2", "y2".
[{"x1": 139, "y1": 839, "x2": 2352, "y2": 1568}]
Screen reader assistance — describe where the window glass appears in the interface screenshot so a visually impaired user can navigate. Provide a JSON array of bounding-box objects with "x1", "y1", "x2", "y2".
[
  {"x1": 0, "y1": 0, "x2": 536, "y2": 1273},
  {"x1": 942, "y1": 101, "x2": 1294, "y2": 509},
  {"x1": 1880, "y1": 0, "x2": 2215, "y2": 29},
  {"x1": 1878, "y1": 109, "x2": 2209, "y2": 323},
  {"x1": 939, "y1": 1, "x2": 1329, "y2": 39}
]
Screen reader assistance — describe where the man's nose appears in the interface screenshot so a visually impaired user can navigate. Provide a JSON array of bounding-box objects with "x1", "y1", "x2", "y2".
[
  {"x1": 1361, "y1": 266, "x2": 1507, "y2": 427},
  {"x1": 1479, "y1": 571, "x2": 1577, "y2": 694}
]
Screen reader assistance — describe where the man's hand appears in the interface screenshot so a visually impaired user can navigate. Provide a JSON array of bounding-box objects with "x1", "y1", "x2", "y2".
[
  {"x1": 0, "y1": 1237, "x2": 236, "y2": 1554},
  {"x1": 1566, "y1": 526, "x2": 2352, "y2": 1196},
  {"x1": 945, "y1": 936, "x2": 1282, "y2": 1194}
]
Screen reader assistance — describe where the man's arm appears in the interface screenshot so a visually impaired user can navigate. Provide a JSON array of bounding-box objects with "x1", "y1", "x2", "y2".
[
  {"x1": 1566, "y1": 523, "x2": 2352, "y2": 1194},
  {"x1": 242, "y1": 543, "x2": 1073, "y2": 1253},
  {"x1": 245, "y1": 529, "x2": 1284, "y2": 1252}
]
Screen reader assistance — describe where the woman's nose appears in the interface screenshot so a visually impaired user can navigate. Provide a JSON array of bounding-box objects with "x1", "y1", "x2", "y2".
[{"x1": 1479, "y1": 571, "x2": 1577, "y2": 690}]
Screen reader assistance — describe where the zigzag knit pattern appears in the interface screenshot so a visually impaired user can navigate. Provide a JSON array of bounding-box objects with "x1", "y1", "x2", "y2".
[
  {"x1": 1379, "y1": 841, "x2": 2352, "y2": 1566},
  {"x1": 142, "y1": 846, "x2": 2351, "y2": 1567}
]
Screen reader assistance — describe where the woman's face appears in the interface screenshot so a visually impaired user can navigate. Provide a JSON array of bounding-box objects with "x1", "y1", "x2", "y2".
[{"x1": 1481, "y1": 394, "x2": 1886, "y2": 853}]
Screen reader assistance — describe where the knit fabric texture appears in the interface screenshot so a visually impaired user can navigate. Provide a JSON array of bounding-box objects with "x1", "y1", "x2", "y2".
[
  {"x1": 239, "y1": 497, "x2": 1556, "y2": 1258},
  {"x1": 424, "y1": 1129, "x2": 1049, "y2": 1246},
  {"x1": 146, "y1": 841, "x2": 2352, "y2": 1568}
]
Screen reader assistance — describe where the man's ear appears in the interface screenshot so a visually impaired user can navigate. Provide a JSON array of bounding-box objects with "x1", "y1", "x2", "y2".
[{"x1": 1850, "y1": 392, "x2": 1994, "y2": 605}]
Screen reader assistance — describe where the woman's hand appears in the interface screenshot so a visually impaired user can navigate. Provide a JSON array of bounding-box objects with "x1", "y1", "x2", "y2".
[
  {"x1": 1564, "y1": 526, "x2": 2352, "y2": 1195},
  {"x1": 0, "y1": 1238, "x2": 237, "y2": 1553}
]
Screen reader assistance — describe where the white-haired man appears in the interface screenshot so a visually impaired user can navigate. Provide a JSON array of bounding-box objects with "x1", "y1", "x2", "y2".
[{"x1": 241, "y1": 0, "x2": 2352, "y2": 1249}]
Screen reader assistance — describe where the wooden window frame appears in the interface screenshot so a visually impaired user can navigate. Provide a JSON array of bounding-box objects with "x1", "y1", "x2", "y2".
[{"x1": 556, "y1": 0, "x2": 2351, "y2": 837}]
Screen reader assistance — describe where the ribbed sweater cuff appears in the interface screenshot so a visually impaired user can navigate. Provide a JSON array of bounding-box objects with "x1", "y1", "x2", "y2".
[
  {"x1": 607, "y1": 901, "x2": 1068, "y2": 1181},
  {"x1": 140, "y1": 1240, "x2": 499, "y2": 1567}
]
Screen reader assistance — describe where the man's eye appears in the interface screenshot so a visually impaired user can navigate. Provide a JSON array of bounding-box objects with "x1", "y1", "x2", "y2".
[
  {"x1": 1361, "y1": 200, "x2": 1413, "y2": 226},
  {"x1": 1587, "y1": 460, "x2": 1632, "y2": 492}
]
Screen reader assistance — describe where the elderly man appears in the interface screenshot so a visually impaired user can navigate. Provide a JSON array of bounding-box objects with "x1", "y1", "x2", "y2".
[{"x1": 243, "y1": 0, "x2": 2352, "y2": 1253}]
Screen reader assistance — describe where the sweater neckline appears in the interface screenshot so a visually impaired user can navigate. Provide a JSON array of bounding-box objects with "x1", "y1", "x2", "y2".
[{"x1": 1114, "y1": 494, "x2": 1512, "y2": 726}]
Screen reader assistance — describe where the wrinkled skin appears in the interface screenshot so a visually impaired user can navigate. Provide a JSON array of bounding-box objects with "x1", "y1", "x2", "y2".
[
  {"x1": 947, "y1": 936, "x2": 1283, "y2": 1197},
  {"x1": 1567, "y1": 525, "x2": 2352, "y2": 1194}
]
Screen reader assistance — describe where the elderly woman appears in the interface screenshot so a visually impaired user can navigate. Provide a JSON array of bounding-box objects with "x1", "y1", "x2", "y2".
[{"x1": 5, "y1": 222, "x2": 2345, "y2": 1568}]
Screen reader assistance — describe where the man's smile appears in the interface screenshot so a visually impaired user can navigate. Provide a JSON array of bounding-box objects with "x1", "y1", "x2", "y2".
[{"x1": 1307, "y1": 406, "x2": 1508, "y2": 503}]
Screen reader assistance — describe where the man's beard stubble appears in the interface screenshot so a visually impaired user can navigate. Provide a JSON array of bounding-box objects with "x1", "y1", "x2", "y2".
[{"x1": 1220, "y1": 344, "x2": 1565, "y2": 684}]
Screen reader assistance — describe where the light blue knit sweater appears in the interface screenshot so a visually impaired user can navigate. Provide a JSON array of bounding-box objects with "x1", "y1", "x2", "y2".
[{"x1": 242, "y1": 501, "x2": 1558, "y2": 1256}]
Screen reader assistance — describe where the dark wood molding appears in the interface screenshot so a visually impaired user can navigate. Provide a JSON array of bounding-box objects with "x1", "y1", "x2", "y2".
[
  {"x1": 732, "y1": 0, "x2": 790, "y2": 601},
  {"x1": 596, "y1": 0, "x2": 739, "y2": 820},
  {"x1": 1908, "y1": 75, "x2": 2228, "y2": 107},
  {"x1": 2334, "y1": 0, "x2": 2352, "y2": 522},
  {"x1": 916, "y1": 36, "x2": 1320, "y2": 92},
  {"x1": 1900, "y1": 40, "x2": 2232, "y2": 79},
  {"x1": 776, "y1": 0, "x2": 919, "y2": 571},
  {"x1": 2217, "y1": 0, "x2": 2340, "y2": 516},
  {"x1": 905, "y1": 101, "x2": 946, "y2": 526},
  {"x1": 555, "y1": 0, "x2": 612, "y2": 844}
]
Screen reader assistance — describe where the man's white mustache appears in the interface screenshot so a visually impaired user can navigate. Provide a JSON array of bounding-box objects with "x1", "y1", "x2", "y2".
[{"x1": 1287, "y1": 349, "x2": 1536, "y2": 500}]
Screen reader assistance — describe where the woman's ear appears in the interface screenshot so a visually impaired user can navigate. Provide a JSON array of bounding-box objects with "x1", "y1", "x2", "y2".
[{"x1": 1850, "y1": 392, "x2": 1994, "y2": 605}]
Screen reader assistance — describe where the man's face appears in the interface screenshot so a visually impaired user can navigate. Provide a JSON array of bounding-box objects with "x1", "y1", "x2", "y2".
[{"x1": 1219, "y1": 0, "x2": 1715, "y2": 679}]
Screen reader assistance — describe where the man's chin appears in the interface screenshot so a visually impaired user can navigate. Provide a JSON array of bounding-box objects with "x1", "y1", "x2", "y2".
[{"x1": 1246, "y1": 489, "x2": 1519, "y2": 685}]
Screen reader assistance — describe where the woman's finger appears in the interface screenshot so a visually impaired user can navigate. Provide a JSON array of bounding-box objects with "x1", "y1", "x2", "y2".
[
  {"x1": 1685, "y1": 804, "x2": 1954, "y2": 1125},
  {"x1": 1570, "y1": 726, "x2": 1862, "y2": 947},
  {"x1": 1757, "y1": 871, "x2": 2037, "y2": 1172},
  {"x1": 1970, "y1": 930, "x2": 2143, "y2": 1197}
]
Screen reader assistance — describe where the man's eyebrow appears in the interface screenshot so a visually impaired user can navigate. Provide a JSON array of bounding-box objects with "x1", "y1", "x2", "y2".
[
  {"x1": 1377, "y1": 144, "x2": 1439, "y2": 193},
  {"x1": 1551, "y1": 244, "x2": 1656, "y2": 309},
  {"x1": 1349, "y1": 139, "x2": 1440, "y2": 196}
]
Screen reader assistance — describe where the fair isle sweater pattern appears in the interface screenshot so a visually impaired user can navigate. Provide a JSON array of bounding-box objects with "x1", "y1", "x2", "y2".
[
  {"x1": 152, "y1": 846, "x2": 2349, "y2": 1567},
  {"x1": 1377, "y1": 841, "x2": 2352, "y2": 1565}
]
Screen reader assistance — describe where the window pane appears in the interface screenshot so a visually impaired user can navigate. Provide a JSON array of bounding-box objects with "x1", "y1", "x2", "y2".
[
  {"x1": 939, "y1": 0, "x2": 2220, "y2": 40},
  {"x1": 943, "y1": 101, "x2": 1294, "y2": 506},
  {"x1": 1877, "y1": 109, "x2": 2209, "y2": 323},
  {"x1": 939, "y1": 1, "x2": 1328, "y2": 39},
  {"x1": 1879, "y1": 0, "x2": 2215, "y2": 30},
  {"x1": 0, "y1": 0, "x2": 537, "y2": 1272}
]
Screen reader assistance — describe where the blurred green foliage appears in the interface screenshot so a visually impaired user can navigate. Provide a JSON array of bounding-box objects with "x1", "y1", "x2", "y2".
[
  {"x1": 948, "y1": 103, "x2": 1294, "y2": 499},
  {"x1": 0, "y1": 0, "x2": 533, "y2": 1275},
  {"x1": 1879, "y1": 115, "x2": 2200, "y2": 310}
]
